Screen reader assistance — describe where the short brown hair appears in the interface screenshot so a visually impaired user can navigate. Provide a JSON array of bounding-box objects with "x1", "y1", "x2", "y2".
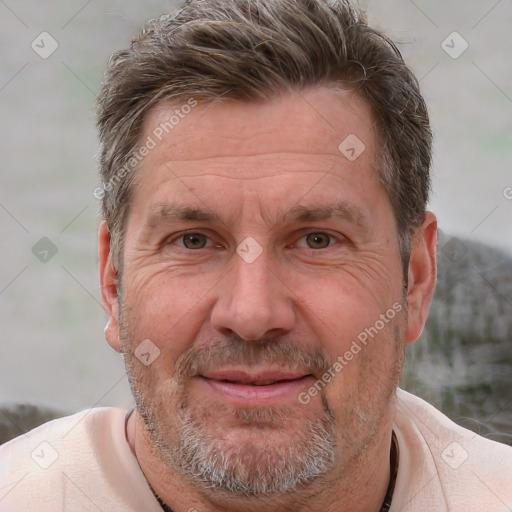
[{"x1": 95, "y1": 0, "x2": 432, "y2": 275}]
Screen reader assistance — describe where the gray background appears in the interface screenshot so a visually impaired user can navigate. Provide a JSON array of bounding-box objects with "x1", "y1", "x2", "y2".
[{"x1": 1, "y1": 0, "x2": 511, "y2": 413}]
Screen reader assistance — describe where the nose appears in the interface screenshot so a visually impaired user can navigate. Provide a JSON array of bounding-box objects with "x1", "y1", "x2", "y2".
[{"x1": 210, "y1": 251, "x2": 296, "y2": 341}]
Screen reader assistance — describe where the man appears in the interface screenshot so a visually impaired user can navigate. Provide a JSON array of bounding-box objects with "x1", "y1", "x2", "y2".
[{"x1": 1, "y1": 0, "x2": 511, "y2": 510}]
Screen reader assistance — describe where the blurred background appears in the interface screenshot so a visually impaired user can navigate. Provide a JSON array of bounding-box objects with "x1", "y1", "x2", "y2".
[{"x1": 0, "y1": 1, "x2": 511, "y2": 443}]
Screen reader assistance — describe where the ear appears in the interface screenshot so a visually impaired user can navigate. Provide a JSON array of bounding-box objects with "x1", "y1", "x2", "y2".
[
  {"x1": 98, "y1": 222, "x2": 122, "y2": 352},
  {"x1": 405, "y1": 211, "x2": 437, "y2": 343}
]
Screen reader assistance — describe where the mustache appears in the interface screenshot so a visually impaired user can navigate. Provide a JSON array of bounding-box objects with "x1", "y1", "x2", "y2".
[{"x1": 172, "y1": 336, "x2": 331, "y2": 381}]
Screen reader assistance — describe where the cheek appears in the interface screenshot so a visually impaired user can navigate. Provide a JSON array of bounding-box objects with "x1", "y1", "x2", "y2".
[
  {"x1": 293, "y1": 267, "x2": 406, "y2": 399},
  {"x1": 120, "y1": 268, "x2": 220, "y2": 367},
  {"x1": 296, "y1": 272, "x2": 400, "y2": 346},
  {"x1": 319, "y1": 317, "x2": 406, "y2": 417},
  {"x1": 285, "y1": 237, "x2": 403, "y2": 335}
]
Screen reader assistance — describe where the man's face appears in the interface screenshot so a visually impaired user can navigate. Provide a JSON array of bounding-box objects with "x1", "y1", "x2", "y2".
[{"x1": 105, "y1": 87, "x2": 411, "y2": 495}]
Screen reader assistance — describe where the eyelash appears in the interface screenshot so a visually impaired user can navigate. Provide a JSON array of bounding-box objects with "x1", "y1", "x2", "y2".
[
  {"x1": 293, "y1": 232, "x2": 336, "y2": 249},
  {"x1": 166, "y1": 230, "x2": 345, "y2": 251},
  {"x1": 167, "y1": 232, "x2": 216, "y2": 250}
]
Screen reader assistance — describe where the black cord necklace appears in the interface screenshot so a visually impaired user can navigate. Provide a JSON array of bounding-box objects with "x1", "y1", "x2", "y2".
[
  {"x1": 380, "y1": 431, "x2": 399, "y2": 512},
  {"x1": 155, "y1": 494, "x2": 173, "y2": 512},
  {"x1": 151, "y1": 432, "x2": 399, "y2": 512}
]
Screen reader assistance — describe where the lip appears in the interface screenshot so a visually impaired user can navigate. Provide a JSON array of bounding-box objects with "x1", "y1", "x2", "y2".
[
  {"x1": 201, "y1": 369, "x2": 309, "y2": 384},
  {"x1": 198, "y1": 369, "x2": 313, "y2": 404}
]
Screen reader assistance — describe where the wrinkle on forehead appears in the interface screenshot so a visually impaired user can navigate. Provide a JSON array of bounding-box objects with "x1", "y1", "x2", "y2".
[
  {"x1": 141, "y1": 85, "x2": 376, "y2": 167},
  {"x1": 129, "y1": 85, "x2": 384, "y2": 240}
]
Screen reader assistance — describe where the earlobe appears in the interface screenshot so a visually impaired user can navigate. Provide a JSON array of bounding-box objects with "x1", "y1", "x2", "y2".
[
  {"x1": 98, "y1": 222, "x2": 122, "y2": 352},
  {"x1": 405, "y1": 211, "x2": 437, "y2": 343}
]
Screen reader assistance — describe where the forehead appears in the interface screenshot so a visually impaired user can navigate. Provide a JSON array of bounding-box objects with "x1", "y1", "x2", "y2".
[
  {"x1": 140, "y1": 85, "x2": 378, "y2": 177},
  {"x1": 127, "y1": 86, "x2": 386, "y2": 230}
]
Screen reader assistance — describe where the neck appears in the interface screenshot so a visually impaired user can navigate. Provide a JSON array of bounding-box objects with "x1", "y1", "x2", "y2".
[{"x1": 127, "y1": 411, "x2": 394, "y2": 512}]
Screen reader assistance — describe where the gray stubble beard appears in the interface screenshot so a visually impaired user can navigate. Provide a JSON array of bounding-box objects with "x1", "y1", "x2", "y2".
[
  {"x1": 123, "y1": 321, "x2": 405, "y2": 499},
  {"x1": 160, "y1": 396, "x2": 338, "y2": 497}
]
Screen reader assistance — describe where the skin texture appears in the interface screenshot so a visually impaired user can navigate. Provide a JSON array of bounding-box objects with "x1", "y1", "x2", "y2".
[{"x1": 99, "y1": 86, "x2": 437, "y2": 512}]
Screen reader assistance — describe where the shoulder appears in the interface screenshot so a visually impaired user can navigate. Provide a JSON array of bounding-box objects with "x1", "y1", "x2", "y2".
[
  {"x1": 392, "y1": 388, "x2": 512, "y2": 512},
  {"x1": 0, "y1": 407, "x2": 151, "y2": 511},
  {"x1": 0, "y1": 407, "x2": 109, "y2": 468},
  {"x1": 0, "y1": 407, "x2": 125, "y2": 471}
]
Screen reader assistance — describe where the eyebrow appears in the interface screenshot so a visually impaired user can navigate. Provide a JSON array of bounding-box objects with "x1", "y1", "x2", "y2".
[
  {"x1": 144, "y1": 201, "x2": 369, "y2": 230},
  {"x1": 285, "y1": 202, "x2": 367, "y2": 224},
  {"x1": 145, "y1": 203, "x2": 219, "y2": 228}
]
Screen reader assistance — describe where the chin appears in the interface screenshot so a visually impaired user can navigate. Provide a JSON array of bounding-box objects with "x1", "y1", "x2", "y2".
[{"x1": 145, "y1": 397, "x2": 336, "y2": 496}]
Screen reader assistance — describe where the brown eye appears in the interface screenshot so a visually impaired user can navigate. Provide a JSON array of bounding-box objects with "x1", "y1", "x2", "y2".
[
  {"x1": 182, "y1": 233, "x2": 208, "y2": 249},
  {"x1": 305, "y1": 233, "x2": 331, "y2": 249}
]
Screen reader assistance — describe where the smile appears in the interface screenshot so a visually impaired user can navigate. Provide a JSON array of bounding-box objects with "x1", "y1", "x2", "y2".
[{"x1": 199, "y1": 370, "x2": 313, "y2": 403}]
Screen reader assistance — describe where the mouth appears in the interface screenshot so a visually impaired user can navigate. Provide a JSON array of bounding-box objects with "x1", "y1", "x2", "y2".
[
  {"x1": 217, "y1": 379, "x2": 300, "y2": 386},
  {"x1": 198, "y1": 369, "x2": 313, "y2": 403}
]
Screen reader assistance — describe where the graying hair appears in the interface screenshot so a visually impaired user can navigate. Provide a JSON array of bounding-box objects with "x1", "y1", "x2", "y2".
[{"x1": 96, "y1": 0, "x2": 432, "y2": 278}]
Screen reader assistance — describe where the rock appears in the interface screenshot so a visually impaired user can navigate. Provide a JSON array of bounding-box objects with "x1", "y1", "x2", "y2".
[
  {"x1": 402, "y1": 232, "x2": 512, "y2": 445},
  {"x1": 0, "y1": 403, "x2": 66, "y2": 445}
]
